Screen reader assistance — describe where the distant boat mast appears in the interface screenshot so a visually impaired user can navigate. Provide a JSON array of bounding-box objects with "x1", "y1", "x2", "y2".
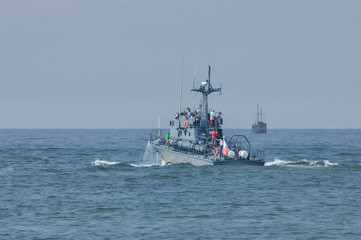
[
  {"x1": 256, "y1": 103, "x2": 265, "y2": 123},
  {"x1": 252, "y1": 103, "x2": 267, "y2": 133}
]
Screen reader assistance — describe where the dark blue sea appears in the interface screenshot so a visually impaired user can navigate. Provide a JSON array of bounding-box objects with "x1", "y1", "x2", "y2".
[{"x1": 1, "y1": 129, "x2": 360, "y2": 239}]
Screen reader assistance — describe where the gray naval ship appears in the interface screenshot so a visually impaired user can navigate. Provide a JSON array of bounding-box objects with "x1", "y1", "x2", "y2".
[{"x1": 150, "y1": 65, "x2": 265, "y2": 166}]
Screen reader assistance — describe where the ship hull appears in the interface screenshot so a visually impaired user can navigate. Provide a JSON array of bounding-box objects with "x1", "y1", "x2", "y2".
[
  {"x1": 153, "y1": 145, "x2": 264, "y2": 166},
  {"x1": 252, "y1": 122, "x2": 267, "y2": 133},
  {"x1": 213, "y1": 158, "x2": 265, "y2": 166},
  {"x1": 154, "y1": 145, "x2": 213, "y2": 166},
  {"x1": 251, "y1": 127, "x2": 267, "y2": 133}
]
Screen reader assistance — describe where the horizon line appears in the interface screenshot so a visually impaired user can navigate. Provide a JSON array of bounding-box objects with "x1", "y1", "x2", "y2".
[{"x1": 1, "y1": 128, "x2": 360, "y2": 130}]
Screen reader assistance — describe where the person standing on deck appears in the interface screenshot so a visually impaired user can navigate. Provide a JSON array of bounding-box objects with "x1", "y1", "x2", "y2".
[
  {"x1": 209, "y1": 129, "x2": 217, "y2": 145},
  {"x1": 191, "y1": 113, "x2": 196, "y2": 127},
  {"x1": 165, "y1": 132, "x2": 170, "y2": 145},
  {"x1": 186, "y1": 108, "x2": 191, "y2": 119},
  {"x1": 219, "y1": 137, "x2": 224, "y2": 159},
  {"x1": 210, "y1": 110, "x2": 215, "y2": 126}
]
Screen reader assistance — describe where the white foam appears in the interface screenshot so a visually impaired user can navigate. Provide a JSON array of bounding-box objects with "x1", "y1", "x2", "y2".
[
  {"x1": 91, "y1": 159, "x2": 119, "y2": 166},
  {"x1": 265, "y1": 158, "x2": 292, "y2": 166},
  {"x1": 130, "y1": 162, "x2": 165, "y2": 167},
  {"x1": 323, "y1": 160, "x2": 338, "y2": 167},
  {"x1": 265, "y1": 158, "x2": 338, "y2": 167},
  {"x1": 303, "y1": 159, "x2": 338, "y2": 167}
]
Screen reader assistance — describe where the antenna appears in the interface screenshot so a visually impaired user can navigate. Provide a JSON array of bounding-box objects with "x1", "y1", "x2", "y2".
[
  {"x1": 219, "y1": 82, "x2": 222, "y2": 95},
  {"x1": 179, "y1": 59, "x2": 184, "y2": 114},
  {"x1": 208, "y1": 64, "x2": 211, "y2": 82},
  {"x1": 193, "y1": 64, "x2": 197, "y2": 89},
  {"x1": 158, "y1": 116, "x2": 161, "y2": 136}
]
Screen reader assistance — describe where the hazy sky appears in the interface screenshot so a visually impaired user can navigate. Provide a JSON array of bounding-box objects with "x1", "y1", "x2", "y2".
[{"x1": 1, "y1": 0, "x2": 361, "y2": 129}]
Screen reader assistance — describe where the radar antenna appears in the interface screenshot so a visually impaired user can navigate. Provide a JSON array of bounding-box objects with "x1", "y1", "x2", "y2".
[{"x1": 191, "y1": 65, "x2": 221, "y2": 127}]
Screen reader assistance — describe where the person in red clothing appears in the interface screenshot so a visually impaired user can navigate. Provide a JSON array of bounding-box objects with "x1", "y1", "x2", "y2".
[
  {"x1": 210, "y1": 110, "x2": 215, "y2": 126},
  {"x1": 209, "y1": 129, "x2": 218, "y2": 145}
]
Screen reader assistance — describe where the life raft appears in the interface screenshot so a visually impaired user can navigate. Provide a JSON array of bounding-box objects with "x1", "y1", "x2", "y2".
[{"x1": 214, "y1": 148, "x2": 219, "y2": 156}]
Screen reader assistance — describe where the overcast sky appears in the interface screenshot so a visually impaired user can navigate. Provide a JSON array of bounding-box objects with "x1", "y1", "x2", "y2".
[{"x1": 1, "y1": 0, "x2": 360, "y2": 129}]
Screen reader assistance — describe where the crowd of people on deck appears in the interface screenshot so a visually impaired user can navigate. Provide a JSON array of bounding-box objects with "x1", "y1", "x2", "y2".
[
  {"x1": 179, "y1": 107, "x2": 201, "y2": 127},
  {"x1": 180, "y1": 107, "x2": 219, "y2": 128}
]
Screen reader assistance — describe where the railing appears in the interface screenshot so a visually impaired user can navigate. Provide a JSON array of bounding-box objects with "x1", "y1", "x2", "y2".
[
  {"x1": 149, "y1": 129, "x2": 214, "y2": 157},
  {"x1": 227, "y1": 135, "x2": 251, "y2": 153},
  {"x1": 226, "y1": 135, "x2": 265, "y2": 160},
  {"x1": 177, "y1": 110, "x2": 223, "y2": 129}
]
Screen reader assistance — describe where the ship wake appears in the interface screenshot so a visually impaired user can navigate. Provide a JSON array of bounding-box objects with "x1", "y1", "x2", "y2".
[
  {"x1": 265, "y1": 158, "x2": 338, "y2": 167},
  {"x1": 91, "y1": 158, "x2": 120, "y2": 166}
]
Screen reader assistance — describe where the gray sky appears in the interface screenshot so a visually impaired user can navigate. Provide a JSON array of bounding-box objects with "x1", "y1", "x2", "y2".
[{"x1": 1, "y1": 0, "x2": 361, "y2": 129}]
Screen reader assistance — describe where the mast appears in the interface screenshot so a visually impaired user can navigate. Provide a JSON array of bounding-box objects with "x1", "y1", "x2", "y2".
[{"x1": 191, "y1": 65, "x2": 221, "y2": 127}]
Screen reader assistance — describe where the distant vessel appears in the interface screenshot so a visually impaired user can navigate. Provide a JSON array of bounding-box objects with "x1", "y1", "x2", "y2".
[
  {"x1": 252, "y1": 103, "x2": 267, "y2": 133},
  {"x1": 149, "y1": 65, "x2": 265, "y2": 166}
]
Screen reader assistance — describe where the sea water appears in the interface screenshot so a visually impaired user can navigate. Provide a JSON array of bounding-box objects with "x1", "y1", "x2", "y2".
[{"x1": 1, "y1": 129, "x2": 360, "y2": 239}]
